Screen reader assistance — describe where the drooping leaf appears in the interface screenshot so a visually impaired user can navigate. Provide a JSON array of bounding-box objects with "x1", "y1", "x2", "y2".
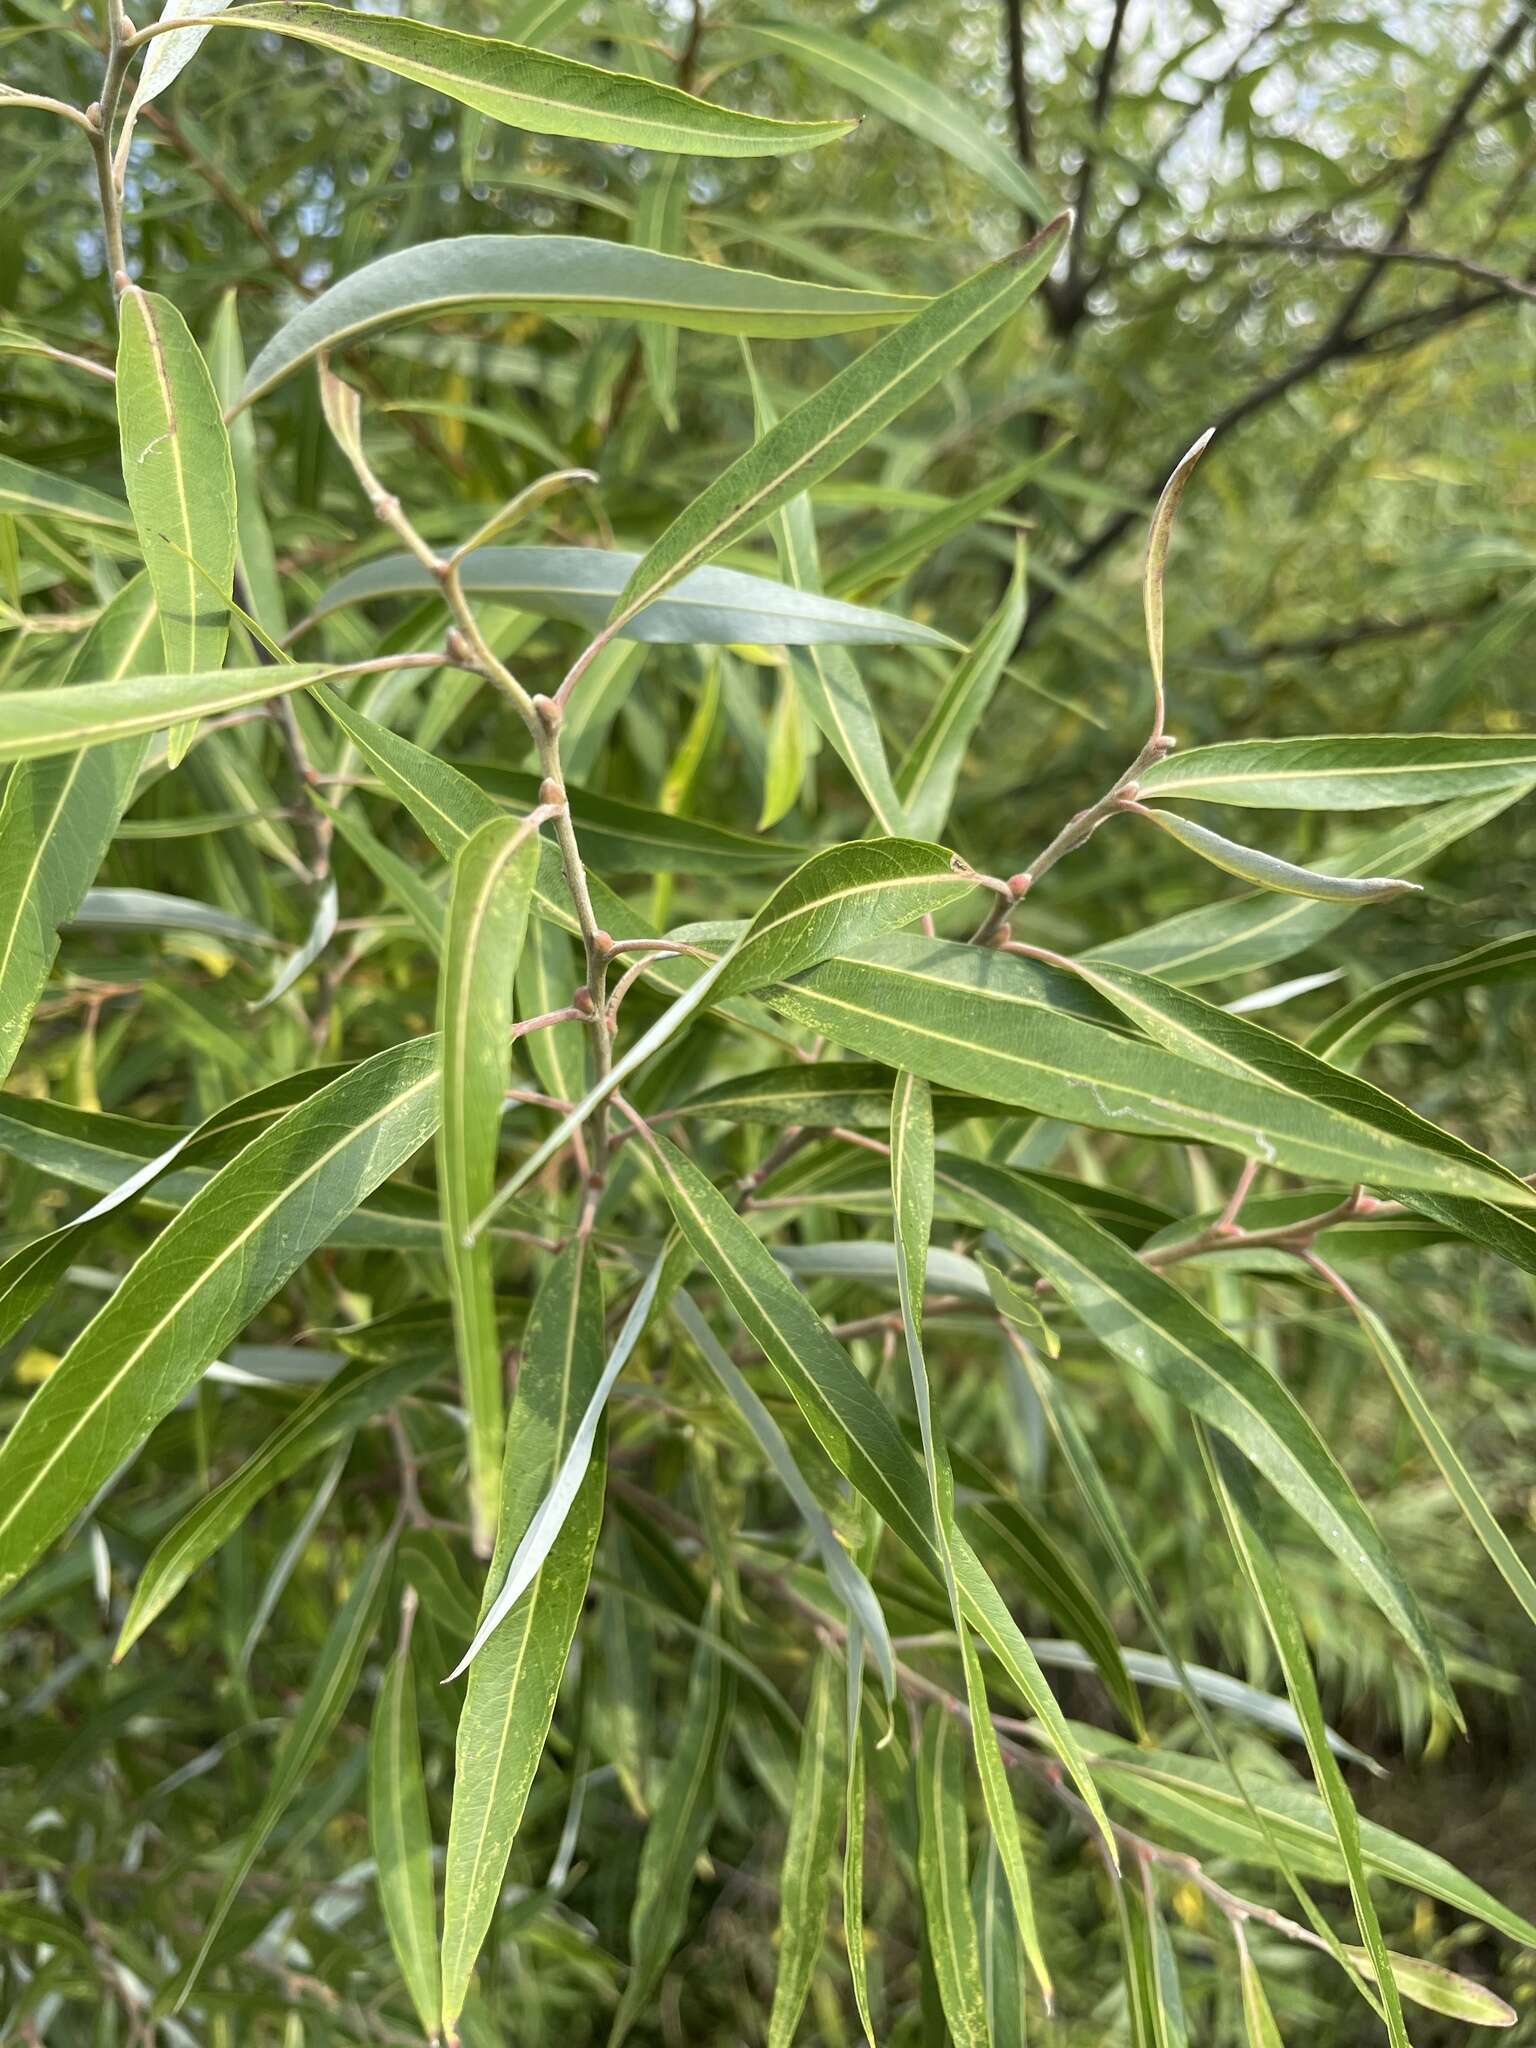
[
  {"x1": 1307, "y1": 928, "x2": 1536, "y2": 1065},
  {"x1": 166, "y1": 1525, "x2": 397, "y2": 2009},
  {"x1": 767, "y1": 1645, "x2": 847, "y2": 2048},
  {"x1": 933, "y1": 1154, "x2": 1453, "y2": 1708},
  {"x1": 370, "y1": 1622, "x2": 443, "y2": 2044},
  {"x1": 439, "y1": 1238, "x2": 607, "y2": 2035},
  {"x1": 610, "y1": 1602, "x2": 735, "y2": 2046},
  {"x1": 916, "y1": 1706, "x2": 990, "y2": 2048}
]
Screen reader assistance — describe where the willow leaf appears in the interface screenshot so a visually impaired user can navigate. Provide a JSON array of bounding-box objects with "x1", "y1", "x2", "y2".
[
  {"x1": 0, "y1": 1037, "x2": 440, "y2": 1594},
  {"x1": 371, "y1": 1626, "x2": 442, "y2": 2044},
  {"x1": 615, "y1": 219, "x2": 1068, "y2": 627},
  {"x1": 439, "y1": 815, "x2": 540, "y2": 1554},
  {"x1": 242, "y1": 237, "x2": 926, "y2": 402},
  {"x1": 916, "y1": 1707, "x2": 990, "y2": 2048},
  {"x1": 1138, "y1": 733, "x2": 1536, "y2": 810},
  {"x1": 767, "y1": 1646, "x2": 846, "y2": 2048},
  {"x1": 440, "y1": 1238, "x2": 607, "y2": 2035},
  {"x1": 192, "y1": 4, "x2": 857, "y2": 155}
]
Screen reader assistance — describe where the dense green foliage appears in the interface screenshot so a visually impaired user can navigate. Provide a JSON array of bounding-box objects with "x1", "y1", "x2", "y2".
[{"x1": 4, "y1": 0, "x2": 1536, "y2": 2041}]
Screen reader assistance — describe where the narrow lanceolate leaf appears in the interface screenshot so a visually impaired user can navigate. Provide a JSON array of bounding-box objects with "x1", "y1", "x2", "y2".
[
  {"x1": 767, "y1": 934, "x2": 1533, "y2": 1208},
  {"x1": 440, "y1": 1240, "x2": 606, "y2": 2036},
  {"x1": 0, "y1": 662, "x2": 344, "y2": 766},
  {"x1": 767, "y1": 1647, "x2": 847, "y2": 2048},
  {"x1": 439, "y1": 816, "x2": 540, "y2": 1555},
  {"x1": 451, "y1": 1255, "x2": 671, "y2": 1681},
  {"x1": 1091, "y1": 790, "x2": 1523, "y2": 985},
  {"x1": 115, "y1": 1350, "x2": 437, "y2": 1658},
  {"x1": 207, "y1": 291, "x2": 285, "y2": 637},
  {"x1": 1238, "y1": 1946, "x2": 1283, "y2": 2048},
  {"x1": 1137, "y1": 733, "x2": 1536, "y2": 810},
  {"x1": 897, "y1": 537, "x2": 1026, "y2": 840},
  {"x1": 1070, "y1": 954, "x2": 1530, "y2": 1205},
  {"x1": 118, "y1": 0, "x2": 233, "y2": 157},
  {"x1": 634, "y1": 1128, "x2": 1116, "y2": 1861},
  {"x1": 241, "y1": 237, "x2": 926, "y2": 401},
  {"x1": 961, "y1": 1635, "x2": 1052, "y2": 2008},
  {"x1": 1308, "y1": 928, "x2": 1536, "y2": 1064},
  {"x1": 0, "y1": 1038, "x2": 440, "y2": 1594},
  {"x1": 740, "y1": 18, "x2": 1056, "y2": 219},
  {"x1": 0, "y1": 575, "x2": 159, "y2": 1087},
  {"x1": 934, "y1": 1156, "x2": 1452, "y2": 1709},
  {"x1": 1137, "y1": 806, "x2": 1420, "y2": 903},
  {"x1": 611, "y1": 1606, "x2": 735, "y2": 2047},
  {"x1": 917, "y1": 1708, "x2": 990, "y2": 2048},
  {"x1": 472, "y1": 838, "x2": 975, "y2": 1233},
  {"x1": 614, "y1": 220, "x2": 1069, "y2": 627},
  {"x1": 1205, "y1": 1445, "x2": 1410, "y2": 2048},
  {"x1": 371, "y1": 1623, "x2": 442, "y2": 2044},
  {"x1": 0, "y1": 453, "x2": 135, "y2": 534},
  {"x1": 168, "y1": 1528, "x2": 397, "y2": 2010},
  {"x1": 1351, "y1": 1951, "x2": 1515, "y2": 2027},
  {"x1": 116, "y1": 288, "x2": 236, "y2": 762},
  {"x1": 307, "y1": 542, "x2": 953, "y2": 650},
  {"x1": 843, "y1": 1649, "x2": 875, "y2": 2048},
  {"x1": 747, "y1": 344, "x2": 911, "y2": 833},
  {"x1": 1073, "y1": 1724, "x2": 1536, "y2": 1948},
  {"x1": 674, "y1": 1292, "x2": 896, "y2": 1700},
  {"x1": 191, "y1": 5, "x2": 857, "y2": 155},
  {"x1": 1331, "y1": 1285, "x2": 1536, "y2": 1629}
]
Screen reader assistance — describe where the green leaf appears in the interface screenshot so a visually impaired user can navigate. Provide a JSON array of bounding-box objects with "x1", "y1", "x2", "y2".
[
  {"x1": 614, "y1": 220, "x2": 1068, "y2": 627},
  {"x1": 740, "y1": 18, "x2": 1056, "y2": 218},
  {"x1": 0, "y1": 1038, "x2": 440, "y2": 1595},
  {"x1": 1137, "y1": 805, "x2": 1420, "y2": 902},
  {"x1": 195, "y1": 4, "x2": 858, "y2": 155},
  {"x1": 1327, "y1": 1282, "x2": 1536, "y2": 1630},
  {"x1": 977, "y1": 1253, "x2": 1059, "y2": 1354},
  {"x1": 165, "y1": 1526, "x2": 397, "y2": 2010},
  {"x1": 766, "y1": 934, "x2": 1532, "y2": 1207},
  {"x1": 674, "y1": 1290, "x2": 896, "y2": 1700},
  {"x1": 916, "y1": 1706, "x2": 990, "y2": 2048},
  {"x1": 1237, "y1": 1946, "x2": 1283, "y2": 2048},
  {"x1": 896, "y1": 536, "x2": 1027, "y2": 839},
  {"x1": 746, "y1": 343, "x2": 912, "y2": 834},
  {"x1": 309, "y1": 543, "x2": 954, "y2": 649},
  {"x1": 0, "y1": 453, "x2": 135, "y2": 534},
  {"x1": 116, "y1": 288, "x2": 236, "y2": 763},
  {"x1": 115, "y1": 1350, "x2": 437, "y2": 1659},
  {"x1": 1090, "y1": 791, "x2": 1524, "y2": 985},
  {"x1": 974, "y1": 1840, "x2": 1028, "y2": 2048},
  {"x1": 634, "y1": 158, "x2": 687, "y2": 429},
  {"x1": 933, "y1": 1155, "x2": 1453, "y2": 1708},
  {"x1": 767, "y1": 1645, "x2": 847, "y2": 2048},
  {"x1": 0, "y1": 661, "x2": 347, "y2": 765},
  {"x1": 1349, "y1": 1950, "x2": 1515, "y2": 2027},
  {"x1": 632, "y1": 1127, "x2": 1117, "y2": 1859},
  {"x1": 1307, "y1": 928, "x2": 1536, "y2": 1065},
  {"x1": 960, "y1": 1635, "x2": 1052, "y2": 2007},
  {"x1": 843, "y1": 1650, "x2": 875, "y2": 2048},
  {"x1": 1204, "y1": 1442, "x2": 1410, "y2": 2048},
  {"x1": 207, "y1": 290, "x2": 286, "y2": 638},
  {"x1": 1073, "y1": 1726, "x2": 1536, "y2": 1948},
  {"x1": 439, "y1": 1239, "x2": 607, "y2": 2035},
  {"x1": 830, "y1": 464, "x2": 1039, "y2": 603},
  {"x1": 610, "y1": 1602, "x2": 735, "y2": 2046},
  {"x1": 0, "y1": 575, "x2": 159, "y2": 1087},
  {"x1": 1138, "y1": 734, "x2": 1536, "y2": 810},
  {"x1": 759, "y1": 665, "x2": 806, "y2": 829},
  {"x1": 473, "y1": 838, "x2": 975, "y2": 1231},
  {"x1": 241, "y1": 236, "x2": 927, "y2": 403},
  {"x1": 439, "y1": 815, "x2": 541, "y2": 1554},
  {"x1": 371, "y1": 1622, "x2": 443, "y2": 2045}
]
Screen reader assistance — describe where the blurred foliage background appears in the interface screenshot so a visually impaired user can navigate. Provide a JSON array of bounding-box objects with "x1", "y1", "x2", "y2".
[{"x1": 4, "y1": 0, "x2": 1536, "y2": 2041}]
